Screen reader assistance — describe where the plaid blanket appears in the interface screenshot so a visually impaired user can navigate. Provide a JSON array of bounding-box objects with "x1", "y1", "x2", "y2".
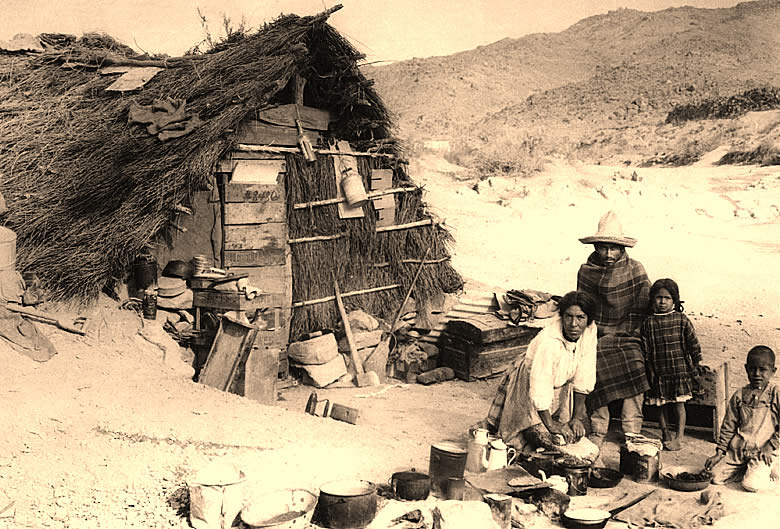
[{"x1": 578, "y1": 252, "x2": 650, "y2": 409}]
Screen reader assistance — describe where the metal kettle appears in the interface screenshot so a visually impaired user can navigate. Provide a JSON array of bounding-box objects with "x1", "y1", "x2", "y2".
[{"x1": 486, "y1": 438, "x2": 517, "y2": 471}]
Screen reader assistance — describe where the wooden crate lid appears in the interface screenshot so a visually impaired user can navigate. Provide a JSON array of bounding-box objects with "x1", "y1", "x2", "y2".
[{"x1": 444, "y1": 314, "x2": 541, "y2": 344}]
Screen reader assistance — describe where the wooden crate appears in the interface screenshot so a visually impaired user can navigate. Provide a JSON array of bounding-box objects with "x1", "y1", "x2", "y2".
[{"x1": 438, "y1": 314, "x2": 540, "y2": 381}]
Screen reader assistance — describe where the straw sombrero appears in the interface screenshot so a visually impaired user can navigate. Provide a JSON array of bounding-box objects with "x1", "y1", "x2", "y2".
[{"x1": 579, "y1": 210, "x2": 637, "y2": 247}]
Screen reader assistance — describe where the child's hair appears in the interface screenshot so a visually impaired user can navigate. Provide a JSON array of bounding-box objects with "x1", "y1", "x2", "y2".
[
  {"x1": 747, "y1": 345, "x2": 776, "y2": 366},
  {"x1": 648, "y1": 278, "x2": 684, "y2": 313}
]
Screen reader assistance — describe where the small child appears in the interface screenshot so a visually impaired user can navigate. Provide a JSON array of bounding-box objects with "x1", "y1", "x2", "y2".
[
  {"x1": 640, "y1": 278, "x2": 702, "y2": 451},
  {"x1": 705, "y1": 346, "x2": 780, "y2": 491}
]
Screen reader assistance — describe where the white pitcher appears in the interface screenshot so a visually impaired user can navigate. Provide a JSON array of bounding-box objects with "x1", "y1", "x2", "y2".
[{"x1": 486, "y1": 439, "x2": 517, "y2": 471}]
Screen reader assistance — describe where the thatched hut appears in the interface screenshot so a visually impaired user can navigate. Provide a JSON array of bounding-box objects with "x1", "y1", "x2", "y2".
[{"x1": 0, "y1": 7, "x2": 462, "y2": 353}]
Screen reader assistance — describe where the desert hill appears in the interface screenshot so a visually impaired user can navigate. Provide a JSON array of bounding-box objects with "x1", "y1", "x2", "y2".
[{"x1": 365, "y1": 1, "x2": 780, "y2": 166}]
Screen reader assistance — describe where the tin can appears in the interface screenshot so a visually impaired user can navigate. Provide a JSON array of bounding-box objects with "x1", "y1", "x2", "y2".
[
  {"x1": 483, "y1": 493, "x2": 513, "y2": 529},
  {"x1": 620, "y1": 444, "x2": 659, "y2": 482},
  {"x1": 142, "y1": 289, "x2": 158, "y2": 320}
]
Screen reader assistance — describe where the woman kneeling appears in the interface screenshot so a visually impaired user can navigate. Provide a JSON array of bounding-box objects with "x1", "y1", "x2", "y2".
[{"x1": 486, "y1": 290, "x2": 598, "y2": 451}]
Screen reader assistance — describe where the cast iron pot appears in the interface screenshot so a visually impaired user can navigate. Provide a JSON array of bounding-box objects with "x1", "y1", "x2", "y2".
[
  {"x1": 314, "y1": 480, "x2": 378, "y2": 529},
  {"x1": 390, "y1": 469, "x2": 430, "y2": 501}
]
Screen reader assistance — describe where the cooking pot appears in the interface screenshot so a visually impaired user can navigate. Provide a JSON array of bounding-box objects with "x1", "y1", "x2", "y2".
[
  {"x1": 162, "y1": 259, "x2": 193, "y2": 279},
  {"x1": 390, "y1": 469, "x2": 430, "y2": 501},
  {"x1": 561, "y1": 490, "x2": 655, "y2": 529},
  {"x1": 588, "y1": 467, "x2": 623, "y2": 489},
  {"x1": 314, "y1": 480, "x2": 377, "y2": 529}
]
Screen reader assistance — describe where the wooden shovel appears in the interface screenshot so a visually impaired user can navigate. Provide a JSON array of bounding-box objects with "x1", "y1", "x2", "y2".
[{"x1": 333, "y1": 278, "x2": 379, "y2": 387}]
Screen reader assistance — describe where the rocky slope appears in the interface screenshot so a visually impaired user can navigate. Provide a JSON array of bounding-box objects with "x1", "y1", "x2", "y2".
[{"x1": 364, "y1": 1, "x2": 780, "y2": 164}]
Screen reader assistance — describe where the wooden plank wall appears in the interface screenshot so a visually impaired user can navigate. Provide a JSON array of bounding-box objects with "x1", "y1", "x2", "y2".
[{"x1": 214, "y1": 158, "x2": 292, "y2": 363}]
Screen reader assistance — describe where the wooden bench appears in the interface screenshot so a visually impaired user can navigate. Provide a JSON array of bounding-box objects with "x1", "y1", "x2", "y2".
[{"x1": 639, "y1": 362, "x2": 730, "y2": 442}]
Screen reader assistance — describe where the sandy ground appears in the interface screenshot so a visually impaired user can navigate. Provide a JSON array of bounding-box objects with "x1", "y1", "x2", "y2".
[{"x1": 1, "y1": 152, "x2": 779, "y2": 529}]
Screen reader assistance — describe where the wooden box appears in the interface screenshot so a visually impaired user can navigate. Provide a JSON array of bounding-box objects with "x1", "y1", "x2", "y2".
[{"x1": 438, "y1": 314, "x2": 541, "y2": 381}]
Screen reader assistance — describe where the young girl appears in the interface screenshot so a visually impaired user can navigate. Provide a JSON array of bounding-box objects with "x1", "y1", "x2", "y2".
[{"x1": 641, "y1": 278, "x2": 702, "y2": 451}]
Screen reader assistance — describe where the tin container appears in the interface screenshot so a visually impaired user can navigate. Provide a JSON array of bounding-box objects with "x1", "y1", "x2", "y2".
[
  {"x1": 428, "y1": 441, "x2": 467, "y2": 497},
  {"x1": 133, "y1": 254, "x2": 158, "y2": 291},
  {"x1": 620, "y1": 444, "x2": 659, "y2": 483},
  {"x1": 142, "y1": 289, "x2": 158, "y2": 320}
]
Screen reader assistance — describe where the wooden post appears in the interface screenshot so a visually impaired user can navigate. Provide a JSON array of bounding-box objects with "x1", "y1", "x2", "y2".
[
  {"x1": 292, "y1": 74, "x2": 306, "y2": 106},
  {"x1": 713, "y1": 361, "x2": 729, "y2": 442}
]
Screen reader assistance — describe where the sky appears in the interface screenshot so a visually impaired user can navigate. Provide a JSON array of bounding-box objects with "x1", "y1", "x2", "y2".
[{"x1": 1, "y1": 0, "x2": 743, "y2": 62}]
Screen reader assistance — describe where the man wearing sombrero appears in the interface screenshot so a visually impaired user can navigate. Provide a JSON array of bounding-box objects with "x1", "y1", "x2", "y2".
[{"x1": 577, "y1": 211, "x2": 651, "y2": 449}]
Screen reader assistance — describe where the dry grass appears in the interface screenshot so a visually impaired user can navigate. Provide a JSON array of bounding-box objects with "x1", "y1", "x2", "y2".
[{"x1": 0, "y1": 13, "x2": 396, "y2": 301}]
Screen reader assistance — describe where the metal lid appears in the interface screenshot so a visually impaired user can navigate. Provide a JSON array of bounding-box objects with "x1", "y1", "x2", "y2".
[{"x1": 432, "y1": 441, "x2": 467, "y2": 454}]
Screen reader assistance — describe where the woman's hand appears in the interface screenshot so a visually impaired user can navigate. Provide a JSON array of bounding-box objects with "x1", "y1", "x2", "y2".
[
  {"x1": 547, "y1": 421, "x2": 575, "y2": 444},
  {"x1": 568, "y1": 417, "x2": 586, "y2": 441}
]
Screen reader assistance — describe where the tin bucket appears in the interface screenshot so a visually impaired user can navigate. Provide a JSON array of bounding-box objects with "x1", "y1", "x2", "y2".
[
  {"x1": 188, "y1": 462, "x2": 245, "y2": 529},
  {"x1": 341, "y1": 172, "x2": 368, "y2": 207},
  {"x1": 0, "y1": 227, "x2": 16, "y2": 272},
  {"x1": 428, "y1": 441, "x2": 467, "y2": 497}
]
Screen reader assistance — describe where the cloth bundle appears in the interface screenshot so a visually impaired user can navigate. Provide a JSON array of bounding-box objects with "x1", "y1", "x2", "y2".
[
  {"x1": 615, "y1": 489, "x2": 726, "y2": 528},
  {"x1": 128, "y1": 97, "x2": 204, "y2": 141},
  {"x1": 496, "y1": 289, "x2": 559, "y2": 325}
]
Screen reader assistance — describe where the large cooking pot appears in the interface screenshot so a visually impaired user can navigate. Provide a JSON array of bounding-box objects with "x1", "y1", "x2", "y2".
[
  {"x1": 560, "y1": 490, "x2": 655, "y2": 529},
  {"x1": 314, "y1": 480, "x2": 377, "y2": 529},
  {"x1": 390, "y1": 470, "x2": 430, "y2": 501}
]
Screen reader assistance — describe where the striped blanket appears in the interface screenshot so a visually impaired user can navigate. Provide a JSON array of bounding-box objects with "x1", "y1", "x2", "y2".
[{"x1": 578, "y1": 252, "x2": 650, "y2": 409}]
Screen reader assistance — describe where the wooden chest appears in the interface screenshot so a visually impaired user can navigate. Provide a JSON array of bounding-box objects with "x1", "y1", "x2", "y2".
[{"x1": 438, "y1": 314, "x2": 541, "y2": 381}]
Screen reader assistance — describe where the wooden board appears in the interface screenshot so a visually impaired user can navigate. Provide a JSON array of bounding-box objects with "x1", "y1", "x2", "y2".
[
  {"x1": 105, "y1": 67, "x2": 162, "y2": 92},
  {"x1": 370, "y1": 168, "x2": 395, "y2": 228},
  {"x1": 224, "y1": 248, "x2": 287, "y2": 267},
  {"x1": 221, "y1": 183, "x2": 284, "y2": 203},
  {"x1": 216, "y1": 155, "x2": 287, "y2": 174},
  {"x1": 256, "y1": 104, "x2": 333, "y2": 131},
  {"x1": 334, "y1": 142, "x2": 364, "y2": 219},
  {"x1": 234, "y1": 120, "x2": 307, "y2": 146},
  {"x1": 223, "y1": 223, "x2": 287, "y2": 251},
  {"x1": 243, "y1": 335, "x2": 279, "y2": 404},
  {"x1": 198, "y1": 316, "x2": 258, "y2": 392},
  {"x1": 193, "y1": 290, "x2": 250, "y2": 311},
  {"x1": 224, "y1": 201, "x2": 284, "y2": 224},
  {"x1": 230, "y1": 160, "x2": 286, "y2": 184}
]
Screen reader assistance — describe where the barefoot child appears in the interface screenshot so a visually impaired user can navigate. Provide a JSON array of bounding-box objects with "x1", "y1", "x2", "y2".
[
  {"x1": 705, "y1": 346, "x2": 780, "y2": 491},
  {"x1": 640, "y1": 278, "x2": 702, "y2": 451}
]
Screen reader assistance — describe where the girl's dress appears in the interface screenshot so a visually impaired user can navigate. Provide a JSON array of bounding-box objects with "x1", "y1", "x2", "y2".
[{"x1": 640, "y1": 311, "x2": 702, "y2": 405}]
